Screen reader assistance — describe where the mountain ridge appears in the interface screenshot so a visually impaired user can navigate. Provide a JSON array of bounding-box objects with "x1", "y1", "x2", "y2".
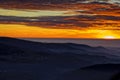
[{"x1": 0, "y1": 37, "x2": 120, "y2": 80}]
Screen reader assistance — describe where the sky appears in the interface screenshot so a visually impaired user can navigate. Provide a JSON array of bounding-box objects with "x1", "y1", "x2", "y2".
[{"x1": 0, "y1": 0, "x2": 120, "y2": 39}]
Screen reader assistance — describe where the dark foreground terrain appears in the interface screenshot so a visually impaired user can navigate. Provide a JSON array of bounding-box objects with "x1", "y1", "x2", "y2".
[{"x1": 0, "y1": 37, "x2": 120, "y2": 80}]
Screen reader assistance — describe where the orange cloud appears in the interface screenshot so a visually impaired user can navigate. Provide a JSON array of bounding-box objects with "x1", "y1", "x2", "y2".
[{"x1": 0, "y1": 2, "x2": 120, "y2": 39}]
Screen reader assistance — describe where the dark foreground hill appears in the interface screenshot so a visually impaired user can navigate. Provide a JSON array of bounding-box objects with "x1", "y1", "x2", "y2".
[
  {"x1": 57, "y1": 64, "x2": 120, "y2": 80},
  {"x1": 82, "y1": 64, "x2": 120, "y2": 71},
  {"x1": 0, "y1": 37, "x2": 120, "y2": 80}
]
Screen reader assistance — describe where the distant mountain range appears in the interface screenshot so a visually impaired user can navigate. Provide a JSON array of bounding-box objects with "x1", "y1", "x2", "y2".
[
  {"x1": 0, "y1": 37, "x2": 120, "y2": 80},
  {"x1": 0, "y1": 37, "x2": 120, "y2": 63}
]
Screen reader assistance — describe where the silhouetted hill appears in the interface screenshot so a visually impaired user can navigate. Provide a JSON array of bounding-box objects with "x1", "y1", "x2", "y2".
[
  {"x1": 0, "y1": 37, "x2": 109, "y2": 54},
  {"x1": 0, "y1": 37, "x2": 106, "y2": 54},
  {"x1": 57, "y1": 63, "x2": 120, "y2": 80},
  {"x1": 0, "y1": 37, "x2": 120, "y2": 63},
  {"x1": 82, "y1": 63, "x2": 120, "y2": 71},
  {"x1": 0, "y1": 37, "x2": 120, "y2": 80}
]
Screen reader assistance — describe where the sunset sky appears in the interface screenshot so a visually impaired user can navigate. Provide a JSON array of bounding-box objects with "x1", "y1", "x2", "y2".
[{"x1": 0, "y1": 0, "x2": 120, "y2": 39}]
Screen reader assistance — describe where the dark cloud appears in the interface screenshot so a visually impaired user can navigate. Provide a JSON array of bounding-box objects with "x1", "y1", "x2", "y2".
[
  {"x1": 0, "y1": 0, "x2": 119, "y2": 4},
  {"x1": 0, "y1": 14, "x2": 119, "y2": 30},
  {"x1": 0, "y1": 0, "x2": 119, "y2": 10},
  {"x1": 0, "y1": 0, "x2": 119, "y2": 31},
  {"x1": 0, "y1": 0, "x2": 85, "y2": 4}
]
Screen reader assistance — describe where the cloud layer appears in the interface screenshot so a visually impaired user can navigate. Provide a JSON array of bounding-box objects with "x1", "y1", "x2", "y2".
[{"x1": 0, "y1": 0, "x2": 120, "y2": 38}]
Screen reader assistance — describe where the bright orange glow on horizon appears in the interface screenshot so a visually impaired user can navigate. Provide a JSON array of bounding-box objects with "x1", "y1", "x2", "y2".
[
  {"x1": 0, "y1": 24, "x2": 120, "y2": 39},
  {"x1": 103, "y1": 36, "x2": 116, "y2": 39},
  {"x1": 0, "y1": 3, "x2": 120, "y2": 39}
]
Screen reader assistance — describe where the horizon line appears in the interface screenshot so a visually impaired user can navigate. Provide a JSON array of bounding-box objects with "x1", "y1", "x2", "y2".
[{"x1": 1, "y1": 36, "x2": 120, "y2": 40}]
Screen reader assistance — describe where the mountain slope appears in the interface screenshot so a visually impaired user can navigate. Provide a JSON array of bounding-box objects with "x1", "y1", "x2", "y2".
[
  {"x1": 0, "y1": 37, "x2": 120, "y2": 80},
  {"x1": 57, "y1": 64, "x2": 120, "y2": 80},
  {"x1": 0, "y1": 37, "x2": 120, "y2": 64}
]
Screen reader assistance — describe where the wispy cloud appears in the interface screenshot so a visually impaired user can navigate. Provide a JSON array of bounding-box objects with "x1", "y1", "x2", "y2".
[{"x1": 0, "y1": 0, "x2": 120, "y2": 38}]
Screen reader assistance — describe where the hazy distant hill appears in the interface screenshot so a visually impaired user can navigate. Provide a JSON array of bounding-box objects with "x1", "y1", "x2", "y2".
[
  {"x1": 0, "y1": 37, "x2": 120, "y2": 80},
  {"x1": 0, "y1": 37, "x2": 120, "y2": 63}
]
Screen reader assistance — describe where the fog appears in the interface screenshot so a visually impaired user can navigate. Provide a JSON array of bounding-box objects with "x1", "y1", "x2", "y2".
[{"x1": 22, "y1": 38, "x2": 120, "y2": 48}]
